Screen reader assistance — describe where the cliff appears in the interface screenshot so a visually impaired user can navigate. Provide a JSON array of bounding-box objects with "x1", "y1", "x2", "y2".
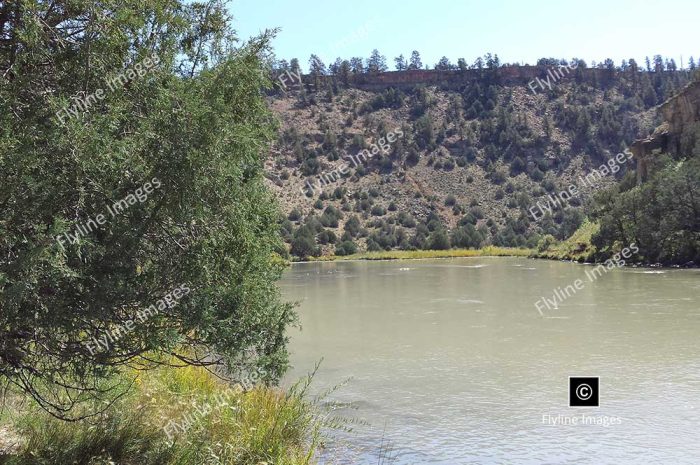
[
  {"x1": 295, "y1": 65, "x2": 619, "y2": 92},
  {"x1": 631, "y1": 79, "x2": 700, "y2": 182}
]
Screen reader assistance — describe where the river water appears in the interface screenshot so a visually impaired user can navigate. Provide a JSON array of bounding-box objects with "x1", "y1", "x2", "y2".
[{"x1": 280, "y1": 257, "x2": 700, "y2": 464}]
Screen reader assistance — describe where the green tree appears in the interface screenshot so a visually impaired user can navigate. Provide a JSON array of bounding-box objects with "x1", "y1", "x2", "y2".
[
  {"x1": 0, "y1": 0, "x2": 293, "y2": 419},
  {"x1": 435, "y1": 56, "x2": 452, "y2": 71},
  {"x1": 428, "y1": 229, "x2": 451, "y2": 250},
  {"x1": 367, "y1": 49, "x2": 388, "y2": 73},
  {"x1": 409, "y1": 50, "x2": 422, "y2": 70},
  {"x1": 394, "y1": 54, "x2": 408, "y2": 71},
  {"x1": 335, "y1": 241, "x2": 358, "y2": 256}
]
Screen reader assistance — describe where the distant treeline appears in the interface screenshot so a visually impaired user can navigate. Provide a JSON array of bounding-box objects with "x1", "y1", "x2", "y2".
[{"x1": 271, "y1": 51, "x2": 697, "y2": 77}]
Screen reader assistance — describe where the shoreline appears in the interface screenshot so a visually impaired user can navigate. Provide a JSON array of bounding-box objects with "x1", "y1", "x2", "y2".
[
  {"x1": 289, "y1": 248, "x2": 698, "y2": 268},
  {"x1": 292, "y1": 247, "x2": 533, "y2": 263}
]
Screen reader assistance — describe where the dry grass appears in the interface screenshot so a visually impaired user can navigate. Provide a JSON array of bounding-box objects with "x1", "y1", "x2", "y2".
[
  {"x1": 1, "y1": 363, "x2": 322, "y2": 465},
  {"x1": 309, "y1": 246, "x2": 533, "y2": 262}
]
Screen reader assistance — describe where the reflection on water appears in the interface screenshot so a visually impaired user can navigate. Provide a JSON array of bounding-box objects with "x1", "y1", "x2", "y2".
[{"x1": 281, "y1": 257, "x2": 700, "y2": 464}]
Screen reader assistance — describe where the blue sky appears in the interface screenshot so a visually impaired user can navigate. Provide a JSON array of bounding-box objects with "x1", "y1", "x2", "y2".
[{"x1": 230, "y1": 0, "x2": 697, "y2": 71}]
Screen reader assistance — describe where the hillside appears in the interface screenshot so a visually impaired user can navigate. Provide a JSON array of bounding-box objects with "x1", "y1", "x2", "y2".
[{"x1": 263, "y1": 62, "x2": 693, "y2": 259}]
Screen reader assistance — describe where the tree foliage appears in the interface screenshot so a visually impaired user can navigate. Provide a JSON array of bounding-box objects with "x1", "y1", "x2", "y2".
[{"x1": 0, "y1": 0, "x2": 293, "y2": 419}]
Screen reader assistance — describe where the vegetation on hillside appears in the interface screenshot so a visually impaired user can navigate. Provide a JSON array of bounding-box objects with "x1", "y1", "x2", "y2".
[
  {"x1": 589, "y1": 131, "x2": 700, "y2": 265},
  {"x1": 266, "y1": 52, "x2": 693, "y2": 260}
]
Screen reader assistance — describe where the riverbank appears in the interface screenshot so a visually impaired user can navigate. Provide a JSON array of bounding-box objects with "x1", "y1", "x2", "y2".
[
  {"x1": 299, "y1": 246, "x2": 533, "y2": 262},
  {"x1": 0, "y1": 363, "x2": 321, "y2": 465}
]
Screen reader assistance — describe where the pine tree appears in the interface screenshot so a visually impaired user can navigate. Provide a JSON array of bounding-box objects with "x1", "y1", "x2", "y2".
[
  {"x1": 367, "y1": 49, "x2": 388, "y2": 73},
  {"x1": 435, "y1": 56, "x2": 452, "y2": 71},
  {"x1": 350, "y1": 57, "x2": 364, "y2": 73},
  {"x1": 409, "y1": 50, "x2": 422, "y2": 70},
  {"x1": 394, "y1": 54, "x2": 408, "y2": 71},
  {"x1": 290, "y1": 57, "x2": 301, "y2": 75}
]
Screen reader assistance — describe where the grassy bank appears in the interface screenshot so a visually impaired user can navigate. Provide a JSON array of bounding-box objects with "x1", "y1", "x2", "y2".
[
  {"x1": 0, "y1": 364, "x2": 321, "y2": 465},
  {"x1": 305, "y1": 246, "x2": 533, "y2": 262},
  {"x1": 534, "y1": 220, "x2": 599, "y2": 262}
]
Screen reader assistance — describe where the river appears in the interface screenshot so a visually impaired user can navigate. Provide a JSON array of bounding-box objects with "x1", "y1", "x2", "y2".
[{"x1": 280, "y1": 257, "x2": 700, "y2": 464}]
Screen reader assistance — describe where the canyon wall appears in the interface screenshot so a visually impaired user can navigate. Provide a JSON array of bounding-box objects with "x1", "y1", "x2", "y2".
[{"x1": 631, "y1": 80, "x2": 700, "y2": 182}]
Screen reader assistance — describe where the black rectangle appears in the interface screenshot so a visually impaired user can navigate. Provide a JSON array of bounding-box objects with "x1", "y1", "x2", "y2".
[{"x1": 569, "y1": 377, "x2": 599, "y2": 407}]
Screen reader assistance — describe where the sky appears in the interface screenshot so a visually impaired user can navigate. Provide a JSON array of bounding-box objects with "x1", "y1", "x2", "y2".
[{"x1": 229, "y1": 0, "x2": 698, "y2": 72}]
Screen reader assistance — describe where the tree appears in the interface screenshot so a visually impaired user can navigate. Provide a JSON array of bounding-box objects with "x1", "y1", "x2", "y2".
[
  {"x1": 350, "y1": 57, "x2": 364, "y2": 74},
  {"x1": 339, "y1": 59, "x2": 352, "y2": 84},
  {"x1": 484, "y1": 53, "x2": 500, "y2": 69},
  {"x1": 409, "y1": 50, "x2": 422, "y2": 70},
  {"x1": 428, "y1": 229, "x2": 451, "y2": 250},
  {"x1": 329, "y1": 57, "x2": 342, "y2": 75},
  {"x1": 309, "y1": 54, "x2": 327, "y2": 75},
  {"x1": 457, "y1": 58, "x2": 468, "y2": 71},
  {"x1": 291, "y1": 233, "x2": 319, "y2": 258},
  {"x1": 290, "y1": 57, "x2": 301, "y2": 75},
  {"x1": 435, "y1": 56, "x2": 452, "y2": 71},
  {"x1": 394, "y1": 54, "x2": 408, "y2": 71},
  {"x1": 367, "y1": 49, "x2": 388, "y2": 73},
  {"x1": 309, "y1": 54, "x2": 327, "y2": 90},
  {"x1": 0, "y1": 0, "x2": 293, "y2": 419},
  {"x1": 653, "y1": 55, "x2": 664, "y2": 72},
  {"x1": 335, "y1": 241, "x2": 358, "y2": 256}
]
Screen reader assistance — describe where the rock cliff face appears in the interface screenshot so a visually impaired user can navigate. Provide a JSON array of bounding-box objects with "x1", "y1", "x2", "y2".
[
  {"x1": 300, "y1": 66, "x2": 613, "y2": 92},
  {"x1": 660, "y1": 80, "x2": 700, "y2": 138},
  {"x1": 631, "y1": 79, "x2": 700, "y2": 182}
]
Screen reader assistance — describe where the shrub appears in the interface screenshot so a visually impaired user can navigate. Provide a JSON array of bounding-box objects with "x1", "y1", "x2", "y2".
[
  {"x1": 371, "y1": 205, "x2": 386, "y2": 216},
  {"x1": 335, "y1": 240, "x2": 358, "y2": 256},
  {"x1": 537, "y1": 234, "x2": 557, "y2": 252},
  {"x1": 288, "y1": 208, "x2": 303, "y2": 221},
  {"x1": 428, "y1": 229, "x2": 451, "y2": 250},
  {"x1": 291, "y1": 234, "x2": 319, "y2": 258}
]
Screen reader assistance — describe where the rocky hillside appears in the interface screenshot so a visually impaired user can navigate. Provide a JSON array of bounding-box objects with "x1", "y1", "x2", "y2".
[{"x1": 264, "y1": 63, "x2": 693, "y2": 258}]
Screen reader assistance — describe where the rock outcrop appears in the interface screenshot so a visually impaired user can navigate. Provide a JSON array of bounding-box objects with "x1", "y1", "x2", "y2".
[{"x1": 631, "y1": 79, "x2": 700, "y2": 182}]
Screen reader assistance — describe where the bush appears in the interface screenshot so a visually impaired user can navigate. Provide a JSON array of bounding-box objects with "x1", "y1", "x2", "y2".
[
  {"x1": 444, "y1": 194, "x2": 457, "y2": 206},
  {"x1": 288, "y1": 208, "x2": 303, "y2": 221},
  {"x1": 317, "y1": 229, "x2": 336, "y2": 245},
  {"x1": 371, "y1": 205, "x2": 387, "y2": 216},
  {"x1": 344, "y1": 215, "x2": 362, "y2": 237},
  {"x1": 291, "y1": 234, "x2": 319, "y2": 258},
  {"x1": 428, "y1": 229, "x2": 451, "y2": 250},
  {"x1": 530, "y1": 167, "x2": 545, "y2": 181},
  {"x1": 335, "y1": 240, "x2": 358, "y2": 256},
  {"x1": 366, "y1": 239, "x2": 382, "y2": 251},
  {"x1": 537, "y1": 234, "x2": 557, "y2": 252},
  {"x1": 491, "y1": 169, "x2": 507, "y2": 184}
]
